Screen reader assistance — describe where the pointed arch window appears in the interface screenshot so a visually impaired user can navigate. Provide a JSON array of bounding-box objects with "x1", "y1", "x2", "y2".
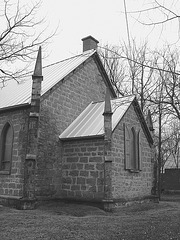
[
  {"x1": 124, "y1": 124, "x2": 142, "y2": 172},
  {"x1": 0, "y1": 122, "x2": 14, "y2": 173}
]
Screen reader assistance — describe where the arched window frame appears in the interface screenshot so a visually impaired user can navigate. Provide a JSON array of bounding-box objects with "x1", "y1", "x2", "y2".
[
  {"x1": 124, "y1": 123, "x2": 142, "y2": 172},
  {"x1": 0, "y1": 122, "x2": 14, "y2": 174},
  {"x1": 131, "y1": 127, "x2": 137, "y2": 170}
]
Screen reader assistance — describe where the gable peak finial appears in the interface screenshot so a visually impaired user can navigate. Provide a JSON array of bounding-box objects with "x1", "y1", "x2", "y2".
[{"x1": 33, "y1": 46, "x2": 42, "y2": 76}]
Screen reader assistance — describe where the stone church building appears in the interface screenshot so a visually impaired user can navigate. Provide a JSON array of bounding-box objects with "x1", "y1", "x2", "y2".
[{"x1": 0, "y1": 36, "x2": 156, "y2": 209}]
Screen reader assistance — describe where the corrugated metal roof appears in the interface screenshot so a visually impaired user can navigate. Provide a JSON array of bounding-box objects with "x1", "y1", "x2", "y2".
[
  {"x1": 60, "y1": 96, "x2": 135, "y2": 139},
  {"x1": 0, "y1": 50, "x2": 96, "y2": 110}
]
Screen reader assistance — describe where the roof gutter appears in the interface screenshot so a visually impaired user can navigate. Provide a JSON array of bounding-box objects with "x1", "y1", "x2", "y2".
[
  {"x1": 0, "y1": 103, "x2": 30, "y2": 113},
  {"x1": 60, "y1": 134, "x2": 104, "y2": 141}
]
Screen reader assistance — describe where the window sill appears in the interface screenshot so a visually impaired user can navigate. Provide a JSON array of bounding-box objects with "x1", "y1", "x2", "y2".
[
  {"x1": 0, "y1": 170, "x2": 11, "y2": 175},
  {"x1": 129, "y1": 169, "x2": 140, "y2": 173}
]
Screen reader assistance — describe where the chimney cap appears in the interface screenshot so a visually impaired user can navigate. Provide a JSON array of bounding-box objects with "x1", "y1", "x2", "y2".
[{"x1": 81, "y1": 35, "x2": 99, "y2": 44}]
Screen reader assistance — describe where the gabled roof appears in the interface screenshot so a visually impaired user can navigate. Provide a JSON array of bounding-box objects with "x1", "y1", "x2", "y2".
[
  {"x1": 60, "y1": 96, "x2": 135, "y2": 139},
  {"x1": 0, "y1": 50, "x2": 116, "y2": 111},
  {"x1": 59, "y1": 95, "x2": 154, "y2": 145}
]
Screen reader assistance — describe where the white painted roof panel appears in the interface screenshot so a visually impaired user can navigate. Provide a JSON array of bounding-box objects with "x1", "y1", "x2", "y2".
[
  {"x1": 60, "y1": 95, "x2": 135, "y2": 139},
  {"x1": 0, "y1": 50, "x2": 95, "y2": 110}
]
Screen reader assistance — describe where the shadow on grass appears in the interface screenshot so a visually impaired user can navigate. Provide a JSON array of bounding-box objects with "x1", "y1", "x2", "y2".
[
  {"x1": 0, "y1": 199, "x2": 179, "y2": 218},
  {"x1": 36, "y1": 201, "x2": 107, "y2": 217},
  {"x1": 160, "y1": 193, "x2": 180, "y2": 202},
  {"x1": 34, "y1": 200, "x2": 178, "y2": 217}
]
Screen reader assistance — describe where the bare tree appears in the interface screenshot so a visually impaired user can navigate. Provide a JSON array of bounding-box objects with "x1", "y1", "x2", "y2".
[
  {"x1": 130, "y1": 1, "x2": 180, "y2": 42},
  {"x1": 122, "y1": 40, "x2": 156, "y2": 112},
  {"x1": 148, "y1": 47, "x2": 180, "y2": 120},
  {"x1": 99, "y1": 40, "x2": 156, "y2": 113},
  {"x1": 99, "y1": 44, "x2": 127, "y2": 96},
  {"x1": 135, "y1": 1, "x2": 179, "y2": 25},
  {"x1": 162, "y1": 120, "x2": 180, "y2": 170},
  {"x1": 0, "y1": 0, "x2": 56, "y2": 86}
]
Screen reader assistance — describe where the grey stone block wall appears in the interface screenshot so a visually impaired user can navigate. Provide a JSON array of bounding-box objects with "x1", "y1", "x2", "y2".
[
  {"x1": 111, "y1": 105, "x2": 154, "y2": 201},
  {"x1": 0, "y1": 109, "x2": 29, "y2": 197},
  {"x1": 61, "y1": 138, "x2": 104, "y2": 201},
  {"x1": 35, "y1": 57, "x2": 107, "y2": 197}
]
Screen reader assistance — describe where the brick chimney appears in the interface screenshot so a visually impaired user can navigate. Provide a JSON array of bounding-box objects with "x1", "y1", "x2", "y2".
[{"x1": 81, "y1": 35, "x2": 99, "y2": 52}]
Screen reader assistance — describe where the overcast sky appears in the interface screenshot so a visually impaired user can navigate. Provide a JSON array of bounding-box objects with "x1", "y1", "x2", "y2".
[{"x1": 36, "y1": 0, "x2": 180, "y2": 65}]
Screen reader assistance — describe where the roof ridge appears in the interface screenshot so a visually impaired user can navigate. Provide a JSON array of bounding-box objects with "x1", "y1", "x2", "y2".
[
  {"x1": 12, "y1": 50, "x2": 96, "y2": 84},
  {"x1": 92, "y1": 95, "x2": 135, "y2": 104},
  {"x1": 43, "y1": 49, "x2": 96, "y2": 69}
]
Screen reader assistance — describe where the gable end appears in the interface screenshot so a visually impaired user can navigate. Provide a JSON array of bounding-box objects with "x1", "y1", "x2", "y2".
[
  {"x1": 132, "y1": 99, "x2": 153, "y2": 146},
  {"x1": 92, "y1": 52, "x2": 116, "y2": 98}
]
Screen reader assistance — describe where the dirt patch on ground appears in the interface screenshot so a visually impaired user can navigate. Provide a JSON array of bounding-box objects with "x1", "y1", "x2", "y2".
[
  {"x1": 36, "y1": 201, "x2": 107, "y2": 217},
  {"x1": 26, "y1": 199, "x2": 179, "y2": 217}
]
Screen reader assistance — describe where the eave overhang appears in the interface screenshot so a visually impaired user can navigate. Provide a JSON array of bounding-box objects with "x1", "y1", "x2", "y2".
[
  {"x1": 60, "y1": 134, "x2": 104, "y2": 141},
  {"x1": 0, "y1": 103, "x2": 30, "y2": 113}
]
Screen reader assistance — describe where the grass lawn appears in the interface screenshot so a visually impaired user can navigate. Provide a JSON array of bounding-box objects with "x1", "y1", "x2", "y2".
[{"x1": 0, "y1": 199, "x2": 180, "y2": 240}]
